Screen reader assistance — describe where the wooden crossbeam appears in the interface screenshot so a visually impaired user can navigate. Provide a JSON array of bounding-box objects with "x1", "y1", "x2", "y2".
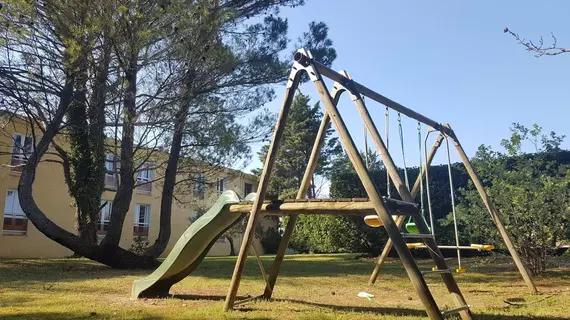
[{"x1": 229, "y1": 198, "x2": 418, "y2": 216}]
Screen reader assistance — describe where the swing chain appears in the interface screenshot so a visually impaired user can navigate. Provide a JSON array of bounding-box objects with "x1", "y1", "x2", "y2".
[{"x1": 417, "y1": 122, "x2": 424, "y2": 217}]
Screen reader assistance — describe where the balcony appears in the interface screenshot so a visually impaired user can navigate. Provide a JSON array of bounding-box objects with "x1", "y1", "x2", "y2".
[
  {"x1": 3, "y1": 217, "x2": 28, "y2": 235},
  {"x1": 133, "y1": 225, "x2": 149, "y2": 238},
  {"x1": 135, "y1": 179, "x2": 152, "y2": 195},
  {"x1": 105, "y1": 174, "x2": 117, "y2": 190},
  {"x1": 10, "y1": 157, "x2": 26, "y2": 174}
]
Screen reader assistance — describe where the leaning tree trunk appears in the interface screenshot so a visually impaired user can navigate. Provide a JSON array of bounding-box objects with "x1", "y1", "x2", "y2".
[
  {"x1": 227, "y1": 236, "x2": 236, "y2": 256},
  {"x1": 144, "y1": 76, "x2": 194, "y2": 258}
]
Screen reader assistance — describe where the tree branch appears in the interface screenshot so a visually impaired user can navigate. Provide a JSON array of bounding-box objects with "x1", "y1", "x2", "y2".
[{"x1": 504, "y1": 27, "x2": 570, "y2": 57}]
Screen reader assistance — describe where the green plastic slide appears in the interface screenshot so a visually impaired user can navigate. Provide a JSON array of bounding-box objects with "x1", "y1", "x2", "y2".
[{"x1": 131, "y1": 190, "x2": 253, "y2": 299}]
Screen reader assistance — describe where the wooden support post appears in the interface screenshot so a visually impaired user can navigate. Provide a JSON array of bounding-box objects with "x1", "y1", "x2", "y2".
[
  {"x1": 310, "y1": 71, "x2": 444, "y2": 320},
  {"x1": 262, "y1": 86, "x2": 343, "y2": 299},
  {"x1": 337, "y1": 78, "x2": 471, "y2": 319},
  {"x1": 448, "y1": 126, "x2": 538, "y2": 294},
  {"x1": 336, "y1": 72, "x2": 412, "y2": 203},
  {"x1": 223, "y1": 70, "x2": 301, "y2": 312},
  {"x1": 369, "y1": 134, "x2": 444, "y2": 284}
]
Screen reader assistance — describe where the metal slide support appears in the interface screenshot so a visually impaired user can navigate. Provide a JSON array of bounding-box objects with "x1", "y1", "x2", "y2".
[
  {"x1": 262, "y1": 85, "x2": 344, "y2": 299},
  {"x1": 332, "y1": 75, "x2": 471, "y2": 320},
  {"x1": 223, "y1": 63, "x2": 302, "y2": 311},
  {"x1": 304, "y1": 62, "x2": 444, "y2": 320},
  {"x1": 369, "y1": 134, "x2": 445, "y2": 284},
  {"x1": 447, "y1": 125, "x2": 538, "y2": 294}
]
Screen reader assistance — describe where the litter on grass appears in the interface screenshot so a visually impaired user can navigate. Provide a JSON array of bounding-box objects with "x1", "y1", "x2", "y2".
[{"x1": 357, "y1": 292, "x2": 375, "y2": 301}]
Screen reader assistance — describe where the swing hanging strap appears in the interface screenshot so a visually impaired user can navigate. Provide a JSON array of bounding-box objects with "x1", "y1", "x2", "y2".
[
  {"x1": 424, "y1": 131, "x2": 436, "y2": 236},
  {"x1": 406, "y1": 122, "x2": 429, "y2": 230},
  {"x1": 445, "y1": 136, "x2": 463, "y2": 270}
]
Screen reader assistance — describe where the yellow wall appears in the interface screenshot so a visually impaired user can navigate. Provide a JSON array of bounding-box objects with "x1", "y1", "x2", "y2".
[{"x1": 0, "y1": 117, "x2": 263, "y2": 259}]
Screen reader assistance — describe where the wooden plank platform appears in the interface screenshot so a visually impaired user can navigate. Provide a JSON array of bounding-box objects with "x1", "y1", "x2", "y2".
[{"x1": 228, "y1": 197, "x2": 418, "y2": 216}]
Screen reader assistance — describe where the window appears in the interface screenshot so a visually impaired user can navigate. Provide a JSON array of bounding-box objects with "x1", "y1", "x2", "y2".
[
  {"x1": 11, "y1": 133, "x2": 33, "y2": 172},
  {"x1": 3, "y1": 190, "x2": 28, "y2": 235},
  {"x1": 98, "y1": 200, "x2": 112, "y2": 236},
  {"x1": 134, "y1": 204, "x2": 150, "y2": 238},
  {"x1": 193, "y1": 173, "x2": 206, "y2": 200},
  {"x1": 216, "y1": 178, "x2": 227, "y2": 194},
  {"x1": 136, "y1": 162, "x2": 153, "y2": 194},
  {"x1": 105, "y1": 153, "x2": 116, "y2": 174},
  {"x1": 244, "y1": 183, "x2": 253, "y2": 196},
  {"x1": 105, "y1": 153, "x2": 117, "y2": 188}
]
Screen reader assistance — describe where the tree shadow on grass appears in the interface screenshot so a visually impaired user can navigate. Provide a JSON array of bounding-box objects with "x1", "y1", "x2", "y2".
[
  {"x1": 170, "y1": 293, "x2": 249, "y2": 302},
  {"x1": 0, "y1": 312, "x2": 162, "y2": 320},
  {"x1": 258, "y1": 298, "x2": 570, "y2": 320},
  {"x1": 269, "y1": 298, "x2": 428, "y2": 317},
  {"x1": 0, "y1": 312, "x2": 272, "y2": 320}
]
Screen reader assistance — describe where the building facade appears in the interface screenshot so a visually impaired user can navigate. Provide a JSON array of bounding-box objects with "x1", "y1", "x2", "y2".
[{"x1": 0, "y1": 116, "x2": 261, "y2": 258}]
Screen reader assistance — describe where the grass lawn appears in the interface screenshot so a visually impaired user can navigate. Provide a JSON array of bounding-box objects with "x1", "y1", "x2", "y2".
[{"x1": 1, "y1": 253, "x2": 569, "y2": 319}]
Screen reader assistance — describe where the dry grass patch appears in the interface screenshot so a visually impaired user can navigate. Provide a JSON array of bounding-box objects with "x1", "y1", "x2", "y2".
[{"x1": 0, "y1": 254, "x2": 569, "y2": 319}]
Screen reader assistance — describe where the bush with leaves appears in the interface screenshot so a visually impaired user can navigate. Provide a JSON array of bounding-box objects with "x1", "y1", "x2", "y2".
[
  {"x1": 445, "y1": 123, "x2": 570, "y2": 275},
  {"x1": 129, "y1": 236, "x2": 151, "y2": 256}
]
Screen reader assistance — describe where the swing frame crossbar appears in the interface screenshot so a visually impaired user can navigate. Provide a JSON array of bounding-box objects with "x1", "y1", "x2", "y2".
[{"x1": 222, "y1": 49, "x2": 537, "y2": 320}]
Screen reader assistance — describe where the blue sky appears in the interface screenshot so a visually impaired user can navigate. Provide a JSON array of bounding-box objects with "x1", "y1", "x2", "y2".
[{"x1": 244, "y1": 0, "x2": 569, "y2": 174}]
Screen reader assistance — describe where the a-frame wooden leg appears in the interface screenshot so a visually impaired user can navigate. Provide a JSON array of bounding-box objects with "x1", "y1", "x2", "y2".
[
  {"x1": 223, "y1": 71, "x2": 302, "y2": 312},
  {"x1": 338, "y1": 80, "x2": 471, "y2": 320},
  {"x1": 369, "y1": 134, "x2": 444, "y2": 284},
  {"x1": 263, "y1": 88, "x2": 343, "y2": 299},
  {"x1": 308, "y1": 71, "x2": 444, "y2": 320},
  {"x1": 448, "y1": 126, "x2": 538, "y2": 294}
]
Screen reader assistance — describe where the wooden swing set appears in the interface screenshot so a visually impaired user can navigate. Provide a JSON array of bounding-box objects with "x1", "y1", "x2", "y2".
[{"x1": 222, "y1": 49, "x2": 537, "y2": 320}]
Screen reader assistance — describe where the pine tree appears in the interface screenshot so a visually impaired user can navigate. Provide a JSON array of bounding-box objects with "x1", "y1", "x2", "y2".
[{"x1": 253, "y1": 93, "x2": 341, "y2": 199}]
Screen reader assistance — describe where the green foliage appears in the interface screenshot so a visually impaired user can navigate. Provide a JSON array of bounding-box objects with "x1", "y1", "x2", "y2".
[
  {"x1": 253, "y1": 86, "x2": 346, "y2": 254},
  {"x1": 329, "y1": 150, "x2": 471, "y2": 254},
  {"x1": 449, "y1": 123, "x2": 570, "y2": 275},
  {"x1": 253, "y1": 92, "x2": 341, "y2": 199},
  {"x1": 299, "y1": 151, "x2": 389, "y2": 255},
  {"x1": 285, "y1": 215, "x2": 362, "y2": 254},
  {"x1": 258, "y1": 217, "x2": 282, "y2": 254},
  {"x1": 0, "y1": 0, "x2": 338, "y2": 266}
]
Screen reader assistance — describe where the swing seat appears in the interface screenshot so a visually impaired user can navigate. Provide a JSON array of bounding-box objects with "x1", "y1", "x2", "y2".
[
  {"x1": 363, "y1": 215, "x2": 399, "y2": 228},
  {"x1": 405, "y1": 222, "x2": 431, "y2": 234},
  {"x1": 470, "y1": 244, "x2": 494, "y2": 251}
]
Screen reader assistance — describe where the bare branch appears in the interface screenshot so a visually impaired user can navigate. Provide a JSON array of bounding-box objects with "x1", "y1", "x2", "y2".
[{"x1": 504, "y1": 27, "x2": 570, "y2": 57}]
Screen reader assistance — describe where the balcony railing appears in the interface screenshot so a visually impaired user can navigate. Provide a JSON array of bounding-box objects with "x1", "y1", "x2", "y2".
[
  {"x1": 133, "y1": 225, "x2": 149, "y2": 238},
  {"x1": 10, "y1": 157, "x2": 26, "y2": 173},
  {"x1": 3, "y1": 217, "x2": 28, "y2": 235},
  {"x1": 135, "y1": 179, "x2": 152, "y2": 194},
  {"x1": 105, "y1": 174, "x2": 117, "y2": 189}
]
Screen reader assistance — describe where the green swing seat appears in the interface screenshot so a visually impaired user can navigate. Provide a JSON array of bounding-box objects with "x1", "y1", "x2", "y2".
[{"x1": 405, "y1": 222, "x2": 431, "y2": 234}]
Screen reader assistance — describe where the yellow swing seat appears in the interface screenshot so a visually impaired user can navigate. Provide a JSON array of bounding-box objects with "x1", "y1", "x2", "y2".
[{"x1": 363, "y1": 215, "x2": 400, "y2": 228}]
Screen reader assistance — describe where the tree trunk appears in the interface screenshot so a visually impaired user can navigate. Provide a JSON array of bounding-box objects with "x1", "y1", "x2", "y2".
[
  {"x1": 101, "y1": 48, "x2": 138, "y2": 249},
  {"x1": 65, "y1": 39, "x2": 100, "y2": 245},
  {"x1": 227, "y1": 236, "x2": 236, "y2": 256},
  {"x1": 144, "y1": 77, "x2": 194, "y2": 258}
]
